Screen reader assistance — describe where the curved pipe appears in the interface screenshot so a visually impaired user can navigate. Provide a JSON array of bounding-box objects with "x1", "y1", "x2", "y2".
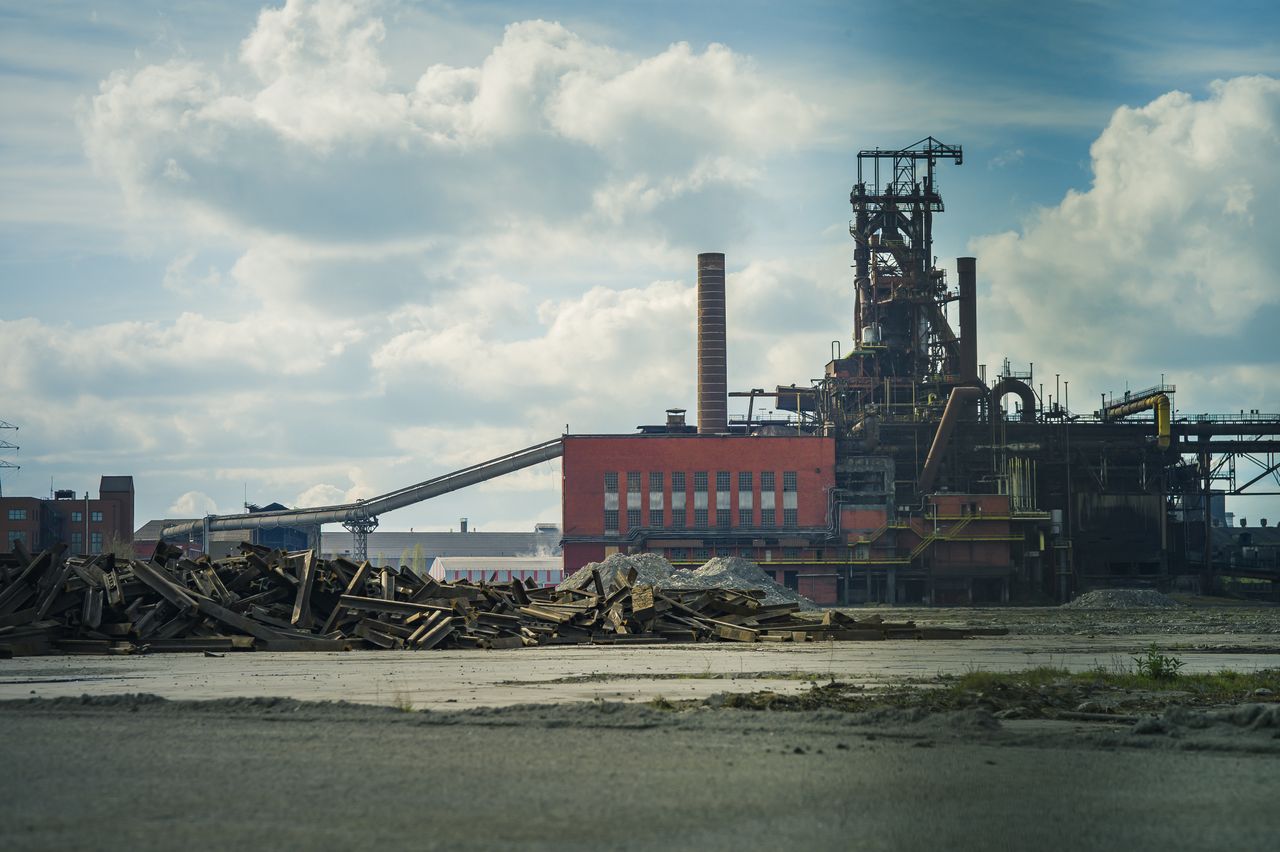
[
  {"x1": 161, "y1": 438, "x2": 565, "y2": 540},
  {"x1": 919, "y1": 386, "x2": 982, "y2": 493},
  {"x1": 990, "y1": 378, "x2": 1036, "y2": 423},
  {"x1": 1102, "y1": 394, "x2": 1170, "y2": 450}
]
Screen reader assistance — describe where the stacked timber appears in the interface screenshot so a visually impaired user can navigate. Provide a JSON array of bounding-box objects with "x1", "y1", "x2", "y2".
[{"x1": 0, "y1": 543, "x2": 1002, "y2": 657}]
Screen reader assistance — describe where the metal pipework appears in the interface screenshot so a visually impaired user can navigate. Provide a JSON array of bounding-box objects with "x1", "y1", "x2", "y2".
[
  {"x1": 697, "y1": 252, "x2": 728, "y2": 434},
  {"x1": 957, "y1": 257, "x2": 978, "y2": 383},
  {"x1": 160, "y1": 438, "x2": 565, "y2": 541},
  {"x1": 919, "y1": 386, "x2": 982, "y2": 493},
  {"x1": 1102, "y1": 393, "x2": 1171, "y2": 450}
]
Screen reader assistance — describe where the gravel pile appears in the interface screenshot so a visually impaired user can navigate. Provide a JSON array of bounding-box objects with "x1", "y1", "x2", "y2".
[
  {"x1": 558, "y1": 553, "x2": 818, "y2": 610},
  {"x1": 556, "y1": 552, "x2": 677, "y2": 592},
  {"x1": 1063, "y1": 589, "x2": 1181, "y2": 609},
  {"x1": 662, "y1": 557, "x2": 818, "y2": 610}
]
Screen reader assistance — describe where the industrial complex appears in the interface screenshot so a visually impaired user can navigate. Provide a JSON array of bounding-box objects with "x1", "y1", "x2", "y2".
[{"x1": 5, "y1": 138, "x2": 1279, "y2": 606}]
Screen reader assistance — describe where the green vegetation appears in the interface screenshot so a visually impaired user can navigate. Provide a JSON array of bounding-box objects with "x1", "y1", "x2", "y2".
[
  {"x1": 677, "y1": 665, "x2": 1280, "y2": 716},
  {"x1": 1133, "y1": 644, "x2": 1185, "y2": 680}
]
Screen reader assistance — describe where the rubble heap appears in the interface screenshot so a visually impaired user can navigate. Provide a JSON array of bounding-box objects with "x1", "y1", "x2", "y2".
[
  {"x1": 1063, "y1": 589, "x2": 1181, "y2": 610},
  {"x1": 0, "y1": 542, "x2": 1002, "y2": 657},
  {"x1": 560, "y1": 553, "x2": 818, "y2": 609}
]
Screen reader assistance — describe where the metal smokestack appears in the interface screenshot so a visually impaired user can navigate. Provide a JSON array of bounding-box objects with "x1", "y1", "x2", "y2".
[
  {"x1": 958, "y1": 257, "x2": 978, "y2": 384},
  {"x1": 697, "y1": 252, "x2": 728, "y2": 434}
]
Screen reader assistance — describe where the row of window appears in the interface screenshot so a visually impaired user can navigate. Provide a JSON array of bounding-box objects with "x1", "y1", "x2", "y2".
[
  {"x1": 603, "y1": 471, "x2": 799, "y2": 534},
  {"x1": 5, "y1": 508, "x2": 104, "y2": 522},
  {"x1": 6, "y1": 530, "x2": 103, "y2": 554},
  {"x1": 665, "y1": 546, "x2": 809, "y2": 561}
]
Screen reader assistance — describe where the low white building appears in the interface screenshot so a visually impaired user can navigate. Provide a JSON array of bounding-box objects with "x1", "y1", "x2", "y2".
[{"x1": 430, "y1": 555, "x2": 562, "y2": 587}]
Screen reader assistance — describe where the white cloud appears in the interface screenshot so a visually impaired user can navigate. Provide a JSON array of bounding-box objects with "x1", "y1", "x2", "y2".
[
  {"x1": 80, "y1": 6, "x2": 816, "y2": 255},
  {"x1": 973, "y1": 76, "x2": 1280, "y2": 414},
  {"x1": 168, "y1": 490, "x2": 218, "y2": 516}
]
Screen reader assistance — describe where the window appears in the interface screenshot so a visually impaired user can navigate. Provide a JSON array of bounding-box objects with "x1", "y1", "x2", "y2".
[
  {"x1": 648, "y1": 472, "x2": 664, "y2": 528},
  {"x1": 693, "y1": 472, "x2": 708, "y2": 527},
  {"x1": 91, "y1": 511, "x2": 103, "y2": 523},
  {"x1": 7, "y1": 530, "x2": 25, "y2": 545},
  {"x1": 70, "y1": 532, "x2": 83, "y2": 552},
  {"x1": 71, "y1": 511, "x2": 82, "y2": 523},
  {"x1": 7, "y1": 508, "x2": 26, "y2": 521},
  {"x1": 694, "y1": 548, "x2": 710, "y2": 560},
  {"x1": 669, "y1": 547, "x2": 687, "y2": 560},
  {"x1": 715, "y1": 471, "x2": 730, "y2": 527},
  {"x1": 604, "y1": 472, "x2": 619, "y2": 535},
  {"x1": 783, "y1": 471, "x2": 798, "y2": 528},
  {"x1": 90, "y1": 532, "x2": 103, "y2": 554},
  {"x1": 738, "y1": 472, "x2": 753, "y2": 526},
  {"x1": 626, "y1": 472, "x2": 641, "y2": 530},
  {"x1": 761, "y1": 471, "x2": 776, "y2": 526},
  {"x1": 672, "y1": 472, "x2": 686, "y2": 528}
]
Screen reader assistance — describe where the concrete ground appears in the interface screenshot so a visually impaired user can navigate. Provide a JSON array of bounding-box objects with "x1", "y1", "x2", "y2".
[
  {"x1": 3, "y1": 604, "x2": 1278, "y2": 850},
  {"x1": 3, "y1": 615, "x2": 1278, "y2": 710},
  {"x1": 1, "y1": 696, "x2": 1277, "y2": 852}
]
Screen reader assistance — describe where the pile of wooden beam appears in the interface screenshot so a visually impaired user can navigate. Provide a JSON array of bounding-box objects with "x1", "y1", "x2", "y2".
[{"x1": 0, "y1": 543, "x2": 1002, "y2": 657}]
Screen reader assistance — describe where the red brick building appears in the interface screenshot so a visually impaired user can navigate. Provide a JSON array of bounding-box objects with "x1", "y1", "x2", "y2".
[
  {"x1": 561, "y1": 433, "x2": 844, "y2": 602},
  {"x1": 0, "y1": 476, "x2": 134, "y2": 555},
  {"x1": 561, "y1": 433, "x2": 1026, "y2": 605}
]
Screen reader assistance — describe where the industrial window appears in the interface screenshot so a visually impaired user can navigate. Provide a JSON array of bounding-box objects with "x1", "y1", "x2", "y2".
[
  {"x1": 626, "y1": 472, "x2": 642, "y2": 531},
  {"x1": 783, "y1": 547, "x2": 801, "y2": 558},
  {"x1": 649, "y1": 472, "x2": 664, "y2": 528},
  {"x1": 7, "y1": 508, "x2": 26, "y2": 521},
  {"x1": 70, "y1": 532, "x2": 83, "y2": 552},
  {"x1": 90, "y1": 532, "x2": 103, "y2": 554},
  {"x1": 715, "y1": 471, "x2": 730, "y2": 527},
  {"x1": 738, "y1": 472, "x2": 753, "y2": 526},
  {"x1": 91, "y1": 511, "x2": 104, "y2": 523},
  {"x1": 669, "y1": 548, "x2": 687, "y2": 560},
  {"x1": 715, "y1": 547, "x2": 731, "y2": 557},
  {"x1": 694, "y1": 548, "x2": 710, "y2": 560},
  {"x1": 7, "y1": 530, "x2": 24, "y2": 545},
  {"x1": 783, "y1": 471, "x2": 798, "y2": 528},
  {"x1": 761, "y1": 471, "x2": 776, "y2": 526},
  {"x1": 604, "y1": 472, "x2": 619, "y2": 535},
  {"x1": 693, "y1": 472, "x2": 708, "y2": 527},
  {"x1": 71, "y1": 511, "x2": 82, "y2": 522},
  {"x1": 672, "y1": 472, "x2": 686, "y2": 528}
]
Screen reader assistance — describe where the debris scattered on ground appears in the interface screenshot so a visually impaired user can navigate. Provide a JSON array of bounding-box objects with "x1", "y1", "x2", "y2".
[
  {"x1": 560, "y1": 553, "x2": 818, "y2": 609},
  {"x1": 1063, "y1": 589, "x2": 1181, "y2": 609},
  {"x1": 557, "y1": 552, "x2": 676, "y2": 591},
  {"x1": 0, "y1": 543, "x2": 999, "y2": 657},
  {"x1": 663, "y1": 556, "x2": 818, "y2": 609}
]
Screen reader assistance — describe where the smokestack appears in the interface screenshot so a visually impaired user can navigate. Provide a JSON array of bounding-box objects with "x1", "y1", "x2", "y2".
[
  {"x1": 957, "y1": 257, "x2": 977, "y2": 384},
  {"x1": 697, "y1": 252, "x2": 728, "y2": 434},
  {"x1": 459, "y1": 518, "x2": 468, "y2": 534}
]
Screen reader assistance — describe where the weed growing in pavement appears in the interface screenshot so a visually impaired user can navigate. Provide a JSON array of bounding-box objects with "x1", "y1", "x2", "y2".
[
  {"x1": 1133, "y1": 644, "x2": 1185, "y2": 680},
  {"x1": 392, "y1": 690, "x2": 415, "y2": 712}
]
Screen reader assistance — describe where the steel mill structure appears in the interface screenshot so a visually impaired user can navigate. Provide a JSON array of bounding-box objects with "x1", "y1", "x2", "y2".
[
  {"x1": 560, "y1": 137, "x2": 1280, "y2": 605},
  {"x1": 157, "y1": 137, "x2": 1280, "y2": 604}
]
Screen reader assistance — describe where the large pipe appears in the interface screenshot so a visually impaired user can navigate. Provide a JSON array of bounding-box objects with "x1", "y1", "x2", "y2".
[
  {"x1": 990, "y1": 377, "x2": 1037, "y2": 423},
  {"x1": 160, "y1": 438, "x2": 565, "y2": 540},
  {"x1": 919, "y1": 386, "x2": 982, "y2": 493},
  {"x1": 1102, "y1": 393, "x2": 1171, "y2": 450},
  {"x1": 697, "y1": 252, "x2": 728, "y2": 434},
  {"x1": 957, "y1": 257, "x2": 977, "y2": 383}
]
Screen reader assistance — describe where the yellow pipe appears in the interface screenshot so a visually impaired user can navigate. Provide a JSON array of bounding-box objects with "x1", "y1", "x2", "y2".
[
  {"x1": 1103, "y1": 392, "x2": 1170, "y2": 450},
  {"x1": 1155, "y1": 394, "x2": 1170, "y2": 450}
]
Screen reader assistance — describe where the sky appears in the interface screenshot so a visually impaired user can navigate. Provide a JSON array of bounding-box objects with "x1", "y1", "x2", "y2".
[{"x1": 2, "y1": 0, "x2": 1279, "y2": 533}]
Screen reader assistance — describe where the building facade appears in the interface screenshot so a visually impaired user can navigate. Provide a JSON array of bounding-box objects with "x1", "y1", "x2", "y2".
[
  {"x1": 0, "y1": 476, "x2": 134, "y2": 555},
  {"x1": 561, "y1": 434, "x2": 846, "y2": 602}
]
